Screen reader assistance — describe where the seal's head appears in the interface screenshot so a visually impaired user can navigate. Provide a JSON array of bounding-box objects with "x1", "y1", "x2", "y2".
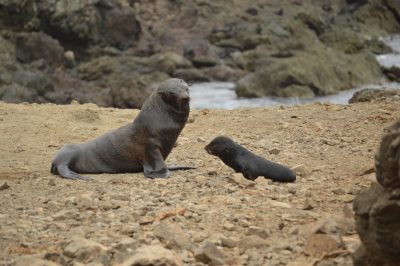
[
  {"x1": 205, "y1": 136, "x2": 236, "y2": 157},
  {"x1": 157, "y1": 78, "x2": 189, "y2": 102}
]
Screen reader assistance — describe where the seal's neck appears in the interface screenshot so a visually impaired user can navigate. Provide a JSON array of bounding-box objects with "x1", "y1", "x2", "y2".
[{"x1": 159, "y1": 92, "x2": 190, "y2": 114}]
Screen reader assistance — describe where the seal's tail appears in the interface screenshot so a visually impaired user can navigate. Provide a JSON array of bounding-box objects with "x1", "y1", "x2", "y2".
[
  {"x1": 167, "y1": 165, "x2": 197, "y2": 171},
  {"x1": 52, "y1": 163, "x2": 89, "y2": 180}
]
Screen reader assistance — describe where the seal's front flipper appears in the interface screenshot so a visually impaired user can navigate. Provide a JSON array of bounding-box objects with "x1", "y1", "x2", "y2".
[
  {"x1": 53, "y1": 163, "x2": 89, "y2": 180},
  {"x1": 143, "y1": 149, "x2": 170, "y2": 178}
]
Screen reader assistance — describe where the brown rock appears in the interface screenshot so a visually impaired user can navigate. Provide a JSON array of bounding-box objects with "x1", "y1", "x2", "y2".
[{"x1": 304, "y1": 234, "x2": 340, "y2": 257}]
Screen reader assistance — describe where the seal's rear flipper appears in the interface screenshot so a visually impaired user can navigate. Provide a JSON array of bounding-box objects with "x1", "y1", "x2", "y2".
[{"x1": 53, "y1": 164, "x2": 89, "y2": 180}]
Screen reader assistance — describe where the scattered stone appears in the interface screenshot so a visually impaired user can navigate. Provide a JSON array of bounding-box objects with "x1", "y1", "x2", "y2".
[
  {"x1": 291, "y1": 164, "x2": 311, "y2": 177},
  {"x1": 223, "y1": 220, "x2": 235, "y2": 231},
  {"x1": 220, "y1": 236, "x2": 237, "y2": 248},
  {"x1": 247, "y1": 226, "x2": 270, "y2": 239},
  {"x1": 153, "y1": 223, "x2": 192, "y2": 250},
  {"x1": 304, "y1": 234, "x2": 341, "y2": 257},
  {"x1": 239, "y1": 235, "x2": 269, "y2": 251},
  {"x1": 269, "y1": 200, "x2": 292, "y2": 209},
  {"x1": 120, "y1": 245, "x2": 183, "y2": 266},
  {"x1": 227, "y1": 173, "x2": 255, "y2": 188},
  {"x1": 0, "y1": 182, "x2": 10, "y2": 190},
  {"x1": 14, "y1": 255, "x2": 59, "y2": 266},
  {"x1": 302, "y1": 198, "x2": 314, "y2": 210},
  {"x1": 269, "y1": 148, "x2": 281, "y2": 155},
  {"x1": 63, "y1": 236, "x2": 108, "y2": 264},
  {"x1": 332, "y1": 188, "x2": 346, "y2": 195},
  {"x1": 47, "y1": 179, "x2": 56, "y2": 186},
  {"x1": 194, "y1": 241, "x2": 224, "y2": 265},
  {"x1": 52, "y1": 210, "x2": 78, "y2": 221}
]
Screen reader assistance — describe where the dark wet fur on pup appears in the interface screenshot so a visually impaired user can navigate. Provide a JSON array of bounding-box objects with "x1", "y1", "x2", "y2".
[{"x1": 205, "y1": 136, "x2": 296, "y2": 182}]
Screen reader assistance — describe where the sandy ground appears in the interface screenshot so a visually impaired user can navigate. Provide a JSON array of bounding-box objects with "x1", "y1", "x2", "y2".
[{"x1": 0, "y1": 101, "x2": 399, "y2": 265}]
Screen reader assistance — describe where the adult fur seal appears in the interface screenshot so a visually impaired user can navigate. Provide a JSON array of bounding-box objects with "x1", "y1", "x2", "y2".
[
  {"x1": 51, "y1": 78, "x2": 194, "y2": 180},
  {"x1": 205, "y1": 136, "x2": 296, "y2": 182}
]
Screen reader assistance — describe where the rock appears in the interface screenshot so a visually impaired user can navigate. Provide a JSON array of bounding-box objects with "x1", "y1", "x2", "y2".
[
  {"x1": 247, "y1": 226, "x2": 270, "y2": 239},
  {"x1": 302, "y1": 198, "x2": 314, "y2": 210},
  {"x1": 173, "y1": 68, "x2": 210, "y2": 83},
  {"x1": 239, "y1": 235, "x2": 269, "y2": 251},
  {"x1": 120, "y1": 244, "x2": 183, "y2": 266},
  {"x1": 319, "y1": 28, "x2": 365, "y2": 54},
  {"x1": 194, "y1": 241, "x2": 224, "y2": 265},
  {"x1": 349, "y1": 88, "x2": 400, "y2": 103},
  {"x1": 37, "y1": 0, "x2": 140, "y2": 50},
  {"x1": 268, "y1": 148, "x2": 281, "y2": 155},
  {"x1": 332, "y1": 188, "x2": 346, "y2": 195},
  {"x1": 269, "y1": 200, "x2": 292, "y2": 209},
  {"x1": 220, "y1": 236, "x2": 237, "y2": 248},
  {"x1": 235, "y1": 48, "x2": 382, "y2": 99},
  {"x1": 15, "y1": 32, "x2": 64, "y2": 66},
  {"x1": 375, "y1": 121, "x2": 400, "y2": 188},
  {"x1": 14, "y1": 255, "x2": 59, "y2": 266},
  {"x1": 153, "y1": 222, "x2": 192, "y2": 250},
  {"x1": 304, "y1": 234, "x2": 341, "y2": 257},
  {"x1": 149, "y1": 52, "x2": 192, "y2": 75},
  {"x1": 52, "y1": 210, "x2": 78, "y2": 221},
  {"x1": 0, "y1": 182, "x2": 10, "y2": 190},
  {"x1": 203, "y1": 64, "x2": 248, "y2": 81},
  {"x1": 227, "y1": 173, "x2": 255, "y2": 187},
  {"x1": 63, "y1": 236, "x2": 108, "y2": 264},
  {"x1": 298, "y1": 216, "x2": 355, "y2": 239},
  {"x1": 296, "y1": 12, "x2": 326, "y2": 35},
  {"x1": 291, "y1": 164, "x2": 311, "y2": 177},
  {"x1": 353, "y1": 182, "x2": 400, "y2": 265}
]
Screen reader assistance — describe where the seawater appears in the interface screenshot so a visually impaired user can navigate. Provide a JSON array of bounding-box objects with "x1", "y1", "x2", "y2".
[{"x1": 190, "y1": 35, "x2": 400, "y2": 109}]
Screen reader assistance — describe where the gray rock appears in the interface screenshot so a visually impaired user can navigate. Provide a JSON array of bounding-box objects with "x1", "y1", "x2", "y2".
[
  {"x1": 14, "y1": 255, "x2": 59, "y2": 266},
  {"x1": 194, "y1": 241, "x2": 224, "y2": 265},
  {"x1": 247, "y1": 226, "x2": 270, "y2": 239},
  {"x1": 239, "y1": 235, "x2": 269, "y2": 251},
  {"x1": 63, "y1": 236, "x2": 108, "y2": 264},
  {"x1": 120, "y1": 245, "x2": 183, "y2": 266},
  {"x1": 37, "y1": 0, "x2": 140, "y2": 50},
  {"x1": 15, "y1": 32, "x2": 64, "y2": 65},
  {"x1": 349, "y1": 88, "x2": 400, "y2": 103},
  {"x1": 153, "y1": 222, "x2": 193, "y2": 250},
  {"x1": 235, "y1": 48, "x2": 382, "y2": 98}
]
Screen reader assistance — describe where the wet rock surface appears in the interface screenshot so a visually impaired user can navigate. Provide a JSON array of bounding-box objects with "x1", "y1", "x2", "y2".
[
  {"x1": 0, "y1": 0, "x2": 399, "y2": 107},
  {"x1": 0, "y1": 101, "x2": 399, "y2": 265},
  {"x1": 349, "y1": 88, "x2": 400, "y2": 103}
]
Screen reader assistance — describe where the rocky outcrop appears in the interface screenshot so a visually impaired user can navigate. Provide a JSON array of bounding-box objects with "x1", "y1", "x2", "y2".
[
  {"x1": 0, "y1": 0, "x2": 399, "y2": 107},
  {"x1": 349, "y1": 88, "x2": 400, "y2": 103},
  {"x1": 37, "y1": 0, "x2": 141, "y2": 51},
  {"x1": 236, "y1": 49, "x2": 382, "y2": 98},
  {"x1": 353, "y1": 121, "x2": 400, "y2": 266}
]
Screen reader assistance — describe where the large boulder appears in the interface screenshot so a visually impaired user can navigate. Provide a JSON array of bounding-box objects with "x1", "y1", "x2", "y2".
[
  {"x1": 77, "y1": 55, "x2": 170, "y2": 108},
  {"x1": 235, "y1": 49, "x2": 382, "y2": 98},
  {"x1": 15, "y1": 32, "x2": 65, "y2": 66},
  {"x1": 37, "y1": 0, "x2": 141, "y2": 50},
  {"x1": 353, "y1": 121, "x2": 400, "y2": 266},
  {"x1": 349, "y1": 88, "x2": 400, "y2": 103},
  {"x1": 0, "y1": 0, "x2": 38, "y2": 30}
]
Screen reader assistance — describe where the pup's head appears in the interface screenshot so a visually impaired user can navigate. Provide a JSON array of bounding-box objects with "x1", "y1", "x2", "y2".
[{"x1": 205, "y1": 136, "x2": 236, "y2": 157}]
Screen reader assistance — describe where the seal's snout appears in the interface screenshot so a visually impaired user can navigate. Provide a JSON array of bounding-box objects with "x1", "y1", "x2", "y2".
[{"x1": 204, "y1": 145, "x2": 213, "y2": 154}]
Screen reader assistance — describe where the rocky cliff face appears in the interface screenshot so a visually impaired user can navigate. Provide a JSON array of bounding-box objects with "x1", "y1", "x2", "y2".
[
  {"x1": 0, "y1": 0, "x2": 399, "y2": 108},
  {"x1": 353, "y1": 120, "x2": 400, "y2": 266}
]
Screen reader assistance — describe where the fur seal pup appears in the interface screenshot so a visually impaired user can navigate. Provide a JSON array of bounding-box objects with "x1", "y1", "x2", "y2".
[
  {"x1": 51, "y1": 78, "x2": 194, "y2": 180},
  {"x1": 205, "y1": 136, "x2": 296, "y2": 182}
]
